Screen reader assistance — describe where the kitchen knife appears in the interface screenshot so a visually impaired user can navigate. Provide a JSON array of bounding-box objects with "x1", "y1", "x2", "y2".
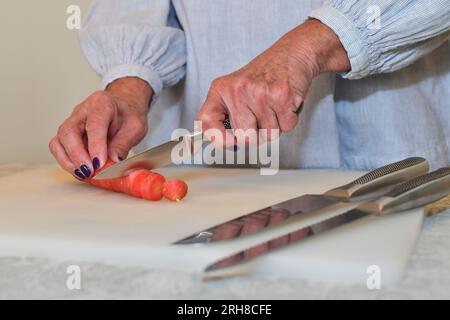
[
  {"x1": 204, "y1": 167, "x2": 450, "y2": 278},
  {"x1": 93, "y1": 124, "x2": 223, "y2": 180},
  {"x1": 93, "y1": 103, "x2": 303, "y2": 180},
  {"x1": 174, "y1": 157, "x2": 429, "y2": 245}
]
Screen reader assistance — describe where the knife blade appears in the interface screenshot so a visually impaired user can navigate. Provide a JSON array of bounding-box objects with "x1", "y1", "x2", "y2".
[
  {"x1": 203, "y1": 167, "x2": 450, "y2": 279},
  {"x1": 94, "y1": 119, "x2": 229, "y2": 180},
  {"x1": 93, "y1": 135, "x2": 198, "y2": 180},
  {"x1": 174, "y1": 157, "x2": 429, "y2": 244}
]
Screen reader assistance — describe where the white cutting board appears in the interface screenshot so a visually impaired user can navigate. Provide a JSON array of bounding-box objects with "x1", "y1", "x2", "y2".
[{"x1": 0, "y1": 166, "x2": 424, "y2": 285}]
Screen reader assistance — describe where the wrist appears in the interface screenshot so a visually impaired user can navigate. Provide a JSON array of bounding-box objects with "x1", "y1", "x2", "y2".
[
  {"x1": 106, "y1": 77, "x2": 153, "y2": 114},
  {"x1": 287, "y1": 19, "x2": 351, "y2": 76}
]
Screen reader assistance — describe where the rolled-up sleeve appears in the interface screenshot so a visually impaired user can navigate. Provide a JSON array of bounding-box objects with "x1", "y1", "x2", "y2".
[
  {"x1": 310, "y1": 0, "x2": 450, "y2": 79},
  {"x1": 79, "y1": 0, "x2": 186, "y2": 99}
]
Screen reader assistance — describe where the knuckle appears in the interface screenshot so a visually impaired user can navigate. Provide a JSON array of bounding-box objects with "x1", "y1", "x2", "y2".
[
  {"x1": 57, "y1": 123, "x2": 77, "y2": 138},
  {"x1": 127, "y1": 116, "x2": 148, "y2": 138},
  {"x1": 88, "y1": 90, "x2": 114, "y2": 105},
  {"x1": 211, "y1": 77, "x2": 226, "y2": 90},
  {"x1": 232, "y1": 76, "x2": 250, "y2": 96},
  {"x1": 197, "y1": 109, "x2": 211, "y2": 123},
  {"x1": 48, "y1": 137, "x2": 57, "y2": 152},
  {"x1": 270, "y1": 83, "x2": 291, "y2": 105}
]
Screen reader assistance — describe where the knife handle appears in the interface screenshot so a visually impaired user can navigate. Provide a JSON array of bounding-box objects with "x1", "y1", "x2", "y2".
[
  {"x1": 359, "y1": 167, "x2": 450, "y2": 215},
  {"x1": 325, "y1": 157, "x2": 429, "y2": 201}
]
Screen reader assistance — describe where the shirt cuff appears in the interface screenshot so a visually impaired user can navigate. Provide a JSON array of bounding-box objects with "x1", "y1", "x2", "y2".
[
  {"x1": 309, "y1": 5, "x2": 371, "y2": 79},
  {"x1": 100, "y1": 64, "x2": 164, "y2": 101}
]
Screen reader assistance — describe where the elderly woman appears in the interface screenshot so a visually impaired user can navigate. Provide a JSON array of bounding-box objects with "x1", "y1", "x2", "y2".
[{"x1": 49, "y1": 0, "x2": 449, "y2": 180}]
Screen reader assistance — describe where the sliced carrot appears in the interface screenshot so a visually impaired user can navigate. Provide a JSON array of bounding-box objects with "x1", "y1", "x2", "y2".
[
  {"x1": 141, "y1": 173, "x2": 166, "y2": 201},
  {"x1": 163, "y1": 179, "x2": 188, "y2": 202},
  {"x1": 87, "y1": 161, "x2": 188, "y2": 202},
  {"x1": 128, "y1": 170, "x2": 152, "y2": 198}
]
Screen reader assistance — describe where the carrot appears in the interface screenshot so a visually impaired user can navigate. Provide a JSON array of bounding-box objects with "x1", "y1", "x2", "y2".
[
  {"x1": 141, "y1": 173, "x2": 166, "y2": 201},
  {"x1": 128, "y1": 169, "x2": 152, "y2": 197},
  {"x1": 87, "y1": 160, "x2": 185, "y2": 202},
  {"x1": 163, "y1": 179, "x2": 189, "y2": 202}
]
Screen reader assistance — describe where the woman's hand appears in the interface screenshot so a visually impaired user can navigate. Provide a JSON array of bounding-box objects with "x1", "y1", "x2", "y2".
[
  {"x1": 49, "y1": 77, "x2": 152, "y2": 180},
  {"x1": 198, "y1": 19, "x2": 350, "y2": 144}
]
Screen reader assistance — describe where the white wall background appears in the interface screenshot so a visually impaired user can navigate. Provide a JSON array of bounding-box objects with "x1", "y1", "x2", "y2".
[{"x1": 0, "y1": 1, "x2": 98, "y2": 163}]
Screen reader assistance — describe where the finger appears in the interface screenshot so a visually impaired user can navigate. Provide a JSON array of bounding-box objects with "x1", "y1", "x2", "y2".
[
  {"x1": 249, "y1": 85, "x2": 280, "y2": 137},
  {"x1": 57, "y1": 119, "x2": 94, "y2": 178},
  {"x1": 251, "y1": 104, "x2": 280, "y2": 142},
  {"x1": 269, "y1": 85, "x2": 302, "y2": 133},
  {"x1": 108, "y1": 115, "x2": 147, "y2": 162},
  {"x1": 198, "y1": 94, "x2": 235, "y2": 149},
  {"x1": 49, "y1": 137, "x2": 85, "y2": 180},
  {"x1": 85, "y1": 101, "x2": 118, "y2": 170},
  {"x1": 228, "y1": 104, "x2": 259, "y2": 147},
  {"x1": 273, "y1": 103, "x2": 300, "y2": 133}
]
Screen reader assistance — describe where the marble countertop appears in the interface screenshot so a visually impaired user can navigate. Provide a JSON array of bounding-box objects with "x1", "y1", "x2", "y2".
[{"x1": 1, "y1": 164, "x2": 450, "y2": 300}]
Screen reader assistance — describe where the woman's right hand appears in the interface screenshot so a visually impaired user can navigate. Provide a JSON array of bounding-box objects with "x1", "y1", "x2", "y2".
[{"x1": 49, "y1": 77, "x2": 153, "y2": 180}]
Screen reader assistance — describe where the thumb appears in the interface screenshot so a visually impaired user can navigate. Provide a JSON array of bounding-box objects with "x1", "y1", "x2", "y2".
[{"x1": 108, "y1": 116, "x2": 148, "y2": 162}]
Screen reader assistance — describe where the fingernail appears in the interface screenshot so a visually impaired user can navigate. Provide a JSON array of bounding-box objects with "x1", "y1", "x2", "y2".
[
  {"x1": 92, "y1": 157, "x2": 100, "y2": 171},
  {"x1": 74, "y1": 169, "x2": 86, "y2": 180},
  {"x1": 118, "y1": 157, "x2": 125, "y2": 162},
  {"x1": 80, "y1": 165, "x2": 91, "y2": 178}
]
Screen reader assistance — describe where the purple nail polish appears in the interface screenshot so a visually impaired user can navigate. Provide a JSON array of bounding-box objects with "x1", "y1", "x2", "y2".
[
  {"x1": 74, "y1": 169, "x2": 86, "y2": 180},
  {"x1": 80, "y1": 165, "x2": 91, "y2": 177},
  {"x1": 92, "y1": 157, "x2": 100, "y2": 171}
]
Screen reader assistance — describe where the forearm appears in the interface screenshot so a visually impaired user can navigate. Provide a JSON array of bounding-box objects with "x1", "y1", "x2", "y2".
[{"x1": 283, "y1": 19, "x2": 351, "y2": 76}]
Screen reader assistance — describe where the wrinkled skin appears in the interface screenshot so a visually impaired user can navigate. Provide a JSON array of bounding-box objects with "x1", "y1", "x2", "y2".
[
  {"x1": 49, "y1": 78, "x2": 152, "y2": 179},
  {"x1": 198, "y1": 19, "x2": 350, "y2": 144}
]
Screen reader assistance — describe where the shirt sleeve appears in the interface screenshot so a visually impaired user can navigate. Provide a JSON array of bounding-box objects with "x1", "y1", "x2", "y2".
[
  {"x1": 309, "y1": 0, "x2": 450, "y2": 79},
  {"x1": 79, "y1": 0, "x2": 186, "y2": 100}
]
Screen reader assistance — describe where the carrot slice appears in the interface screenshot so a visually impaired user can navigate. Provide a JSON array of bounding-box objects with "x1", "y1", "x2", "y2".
[
  {"x1": 141, "y1": 173, "x2": 166, "y2": 201},
  {"x1": 128, "y1": 170, "x2": 152, "y2": 198},
  {"x1": 163, "y1": 179, "x2": 188, "y2": 202}
]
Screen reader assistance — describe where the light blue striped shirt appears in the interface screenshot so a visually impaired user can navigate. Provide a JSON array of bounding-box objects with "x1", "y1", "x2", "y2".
[{"x1": 80, "y1": 0, "x2": 450, "y2": 170}]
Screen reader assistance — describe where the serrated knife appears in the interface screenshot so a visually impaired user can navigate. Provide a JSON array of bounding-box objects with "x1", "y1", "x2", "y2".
[
  {"x1": 204, "y1": 167, "x2": 450, "y2": 279},
  {"x1": 174, "y1": 157, "x2": 429, "y2": 245}
]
